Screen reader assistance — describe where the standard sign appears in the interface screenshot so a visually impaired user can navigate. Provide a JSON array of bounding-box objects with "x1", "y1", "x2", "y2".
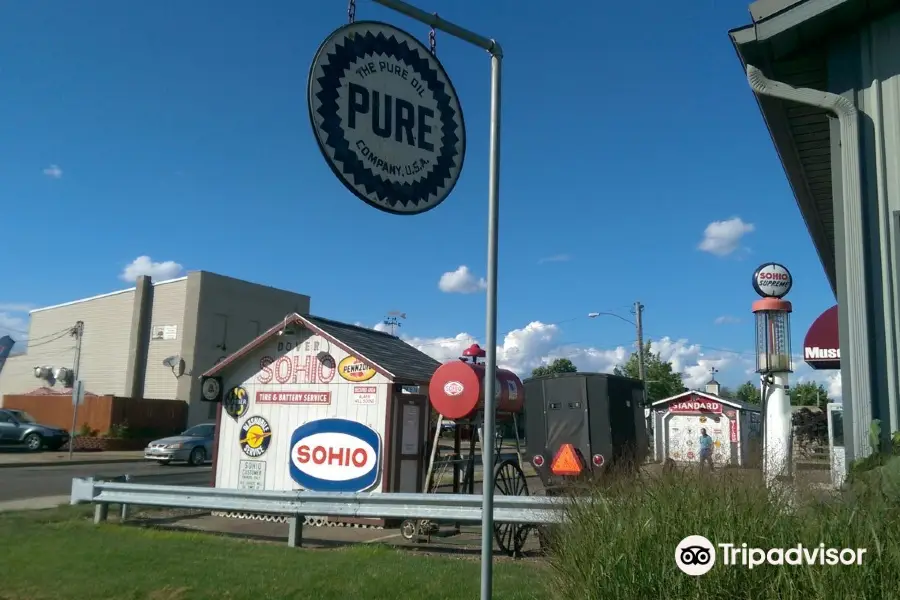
[
  {"x1": 752, "y1": 263, "x2": 792, "y2": 298},
  {"x1": 308, "y1": 21, "x2": 466, "y2": 215}
]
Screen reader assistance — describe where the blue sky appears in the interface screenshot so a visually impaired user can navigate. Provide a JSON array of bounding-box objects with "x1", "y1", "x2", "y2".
[{"x1": 0, "y1": 0, "x2": 840, "y2": 394}]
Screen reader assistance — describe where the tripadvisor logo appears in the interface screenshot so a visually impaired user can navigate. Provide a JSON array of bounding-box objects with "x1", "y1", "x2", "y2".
[{"x1": 675, "y1": 535, "x2": 867, "y2": 576}]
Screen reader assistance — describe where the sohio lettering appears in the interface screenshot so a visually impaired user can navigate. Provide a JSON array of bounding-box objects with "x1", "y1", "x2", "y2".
[
  {"x1": 308, "y1": 21, "x2": 466, "y2": 215},
  {"x1": 295, "y1": 445, "x2": 368, "y2": 468}
]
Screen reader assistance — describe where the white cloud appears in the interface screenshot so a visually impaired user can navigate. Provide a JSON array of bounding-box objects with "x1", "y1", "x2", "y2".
[
  {"x1": 371, "y1": 318, "x2": 754, "y2": 391},
  {"x1": 538, "y1": 254, "x2": 572, "y2": 265},
  {"x1": 438, "y1": 266, "x2": 486, "y2": 294},
  {"x1": 42, "y1": 164, "x2": 62, "y2": 179},
  {"x1": 698, "y1": 217, "x2": 755, "y2": 256},
  {"x1": 714, "y1": 315, "x2": 741, "y2": 325},
  {"x1": 120, "y1": 256, "x2": 185, "y2": 282},
  {"x1": 0, "y1": 312, "x2": 28, "y2": 341},
  {"x1": 0, "y1": 303, "x2": 34, "y2": 313},
  {"x1": 793, "y1": 361, "x2": 843, "y2": 401},
  {"x1": 0, "y1": 302, "x2": 32, "y2": 342}
]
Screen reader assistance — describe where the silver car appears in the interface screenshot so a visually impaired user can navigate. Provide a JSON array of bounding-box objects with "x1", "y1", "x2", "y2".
[{"x1": 144, "y1": 422, "x2": 215, "y2": 466}]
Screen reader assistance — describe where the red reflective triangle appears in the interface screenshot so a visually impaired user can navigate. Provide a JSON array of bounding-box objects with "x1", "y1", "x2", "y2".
[{"x1": 550, "y1": 444, "x2": 583, "y2": 476}]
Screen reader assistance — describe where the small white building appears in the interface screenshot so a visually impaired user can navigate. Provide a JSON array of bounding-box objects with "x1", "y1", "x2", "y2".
[
  {"x1": 201, "y1": 313, "x2": 440, "y2": 524},
  {"x1": 652, "y1": 384, "x2": 761, "y2": 468}
]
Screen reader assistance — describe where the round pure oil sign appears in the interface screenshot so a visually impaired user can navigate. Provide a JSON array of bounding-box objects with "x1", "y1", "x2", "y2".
[
  {"x1": 308, "y1": 21, "x2": 466, "y2": 215},
  {"x1": 752, "y1": 263, "x2": 792, "y2": 298}
]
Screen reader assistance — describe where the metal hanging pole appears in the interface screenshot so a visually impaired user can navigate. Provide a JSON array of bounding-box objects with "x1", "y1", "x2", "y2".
[
  {"x1": 480, "y1": 49, "x2": 502, "y2": 600},
  {"x1": 371, "y1": 2, "x2": 501, "y2": 597}
]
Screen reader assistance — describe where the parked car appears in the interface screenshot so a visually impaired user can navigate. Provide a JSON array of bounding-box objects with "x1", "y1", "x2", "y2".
[
  {"x1": 0, "y1": 409, "x2": 70, "y2": 451},
  {"x1": 144, "y1": 423, "x2": 215, "y2": 466}
]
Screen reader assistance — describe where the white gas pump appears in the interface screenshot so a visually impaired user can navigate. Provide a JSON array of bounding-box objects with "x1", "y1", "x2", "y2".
[{"x1": 826, "y1": 402, "x2": 845, "y2": 489}]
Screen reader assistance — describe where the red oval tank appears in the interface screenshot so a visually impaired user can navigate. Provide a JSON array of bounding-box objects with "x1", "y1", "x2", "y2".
[{"x1": 429, "y1": 361, "x2": 525, "y2": 420}]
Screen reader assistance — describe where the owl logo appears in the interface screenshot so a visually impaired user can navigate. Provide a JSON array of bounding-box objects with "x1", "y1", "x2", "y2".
[{"x1": 224, "y1": 386, "x2": 249, "y2": 420}]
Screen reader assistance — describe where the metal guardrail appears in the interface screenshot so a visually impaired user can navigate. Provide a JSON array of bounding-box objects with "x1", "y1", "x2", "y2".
[{"x1": 70, "y1": 477, "x2": 570, "y2": 547}]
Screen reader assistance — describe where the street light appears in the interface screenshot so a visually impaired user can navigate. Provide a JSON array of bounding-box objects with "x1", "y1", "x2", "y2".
[
  {"x1": 587, "y1": 309, "x2": 649, "y2": 413},
  {"x1": 587, "y1": 311, "x2": 636, "y2": 326}
]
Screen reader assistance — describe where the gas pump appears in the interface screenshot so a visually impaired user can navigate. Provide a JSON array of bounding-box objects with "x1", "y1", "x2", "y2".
[{"x1": 826, "y1": 402, "x2": 845, "y2": 488}]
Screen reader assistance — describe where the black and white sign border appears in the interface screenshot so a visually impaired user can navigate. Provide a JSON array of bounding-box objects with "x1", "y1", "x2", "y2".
[
  {"x1": 752, "y1": 262, "x2": 793, "y2": 299},
  {"x1": 308, "y1": 21, "x2": 466, "y2": 215}
]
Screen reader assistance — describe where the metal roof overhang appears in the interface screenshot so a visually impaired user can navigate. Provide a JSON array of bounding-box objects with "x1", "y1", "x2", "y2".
[{"x1": 729, "y1": 0, "x2": 897, "y2": 295}]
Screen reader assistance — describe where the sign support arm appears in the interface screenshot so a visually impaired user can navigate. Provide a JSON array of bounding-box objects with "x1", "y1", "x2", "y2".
[{"x1": 370, "y1": 2, "x2": 501, "y2": 598}]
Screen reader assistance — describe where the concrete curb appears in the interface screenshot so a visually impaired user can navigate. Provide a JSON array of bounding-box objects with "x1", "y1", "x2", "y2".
[{"x1": 0, "y1": 458, "x2": 145, "y2": 470}]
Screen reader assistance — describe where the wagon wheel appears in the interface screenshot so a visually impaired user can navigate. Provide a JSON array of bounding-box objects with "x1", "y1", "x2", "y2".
[
  {"x1": 492, "y1": 459, "x2": 530, "y2": 557},
  {"x1": 400, "y1": 519, "x2": 436, "y2": 542}
]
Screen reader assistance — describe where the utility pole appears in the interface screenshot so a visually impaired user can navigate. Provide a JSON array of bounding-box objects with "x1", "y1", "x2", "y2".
[
  {"x1": 634, "y1": 302, "x2": 647, "y2": 406},
  {"x1": 68, "y1": 321, "x2": 84, "y2": 461}
]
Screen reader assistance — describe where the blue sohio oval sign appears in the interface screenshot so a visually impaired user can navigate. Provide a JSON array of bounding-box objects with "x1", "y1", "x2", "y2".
[
  {"x1": 308, "y1": 21, "x2": 466, "y2": 216},
  {"x1": 289, "y1": 418, "x2": 382, "y2": 492}
]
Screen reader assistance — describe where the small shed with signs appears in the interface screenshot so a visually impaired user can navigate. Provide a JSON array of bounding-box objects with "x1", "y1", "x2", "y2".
[
  {"x1": 651, "y1": 385, "x2": 761, "y2": 468},
  {"x1": 200, "y1": 313, "x2": 441, "y2": 514}
]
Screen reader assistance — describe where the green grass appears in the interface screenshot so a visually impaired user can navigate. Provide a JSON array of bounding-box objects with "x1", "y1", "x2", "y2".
[
  {"x1": 544, "y1": 465, "x2": 900, "y2": 600},
  {"x1": 0, "y1": 506, "x2": 544, "y2": 600}
]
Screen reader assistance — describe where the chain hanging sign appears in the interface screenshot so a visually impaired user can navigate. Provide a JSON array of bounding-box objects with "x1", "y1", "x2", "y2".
[{"x1": 308, "y1": 21, "x2": 466, "y2": 215}]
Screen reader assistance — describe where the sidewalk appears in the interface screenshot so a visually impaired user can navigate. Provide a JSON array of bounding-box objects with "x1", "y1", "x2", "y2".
[{"x1": 0, "y1": 450, "x2": 145, "y2": 469}]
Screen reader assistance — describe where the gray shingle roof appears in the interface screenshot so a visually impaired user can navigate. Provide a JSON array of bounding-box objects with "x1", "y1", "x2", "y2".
[{"x1": 303, "y1": 315, "x2": 441, "y2": 384}]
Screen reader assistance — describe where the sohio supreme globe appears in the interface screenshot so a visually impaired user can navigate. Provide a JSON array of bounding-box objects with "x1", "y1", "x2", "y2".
[{"x1": 752, "y1": 263, "x2": 793, "y2": 299}]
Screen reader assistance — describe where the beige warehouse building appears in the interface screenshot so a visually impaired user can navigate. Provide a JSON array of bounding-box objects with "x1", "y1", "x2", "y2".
[{"x1": 0, "y1": 271, "x2": 311, "y2": 426}]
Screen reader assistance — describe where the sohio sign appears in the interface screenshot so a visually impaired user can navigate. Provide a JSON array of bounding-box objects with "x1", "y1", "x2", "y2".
[
  {"x1": 289, "y1": 418, "x2": 381, "y2": 492},
  {"x1": 752, "y1": 263, "x2": 793, "y2": 298},
  {"x1": 308, "y1": 21, "x2": 466, "y2": 215}
]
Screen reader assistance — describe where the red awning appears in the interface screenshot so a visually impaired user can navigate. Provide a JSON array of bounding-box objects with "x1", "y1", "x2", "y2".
[{"x1": 803, "y1": 305, "x2": 839, "y2": 370}]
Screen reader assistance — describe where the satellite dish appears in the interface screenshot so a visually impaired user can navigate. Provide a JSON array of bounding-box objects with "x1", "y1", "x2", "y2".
[{"x1": 163, "y1": 355, "x2": 186, "y2": 378}]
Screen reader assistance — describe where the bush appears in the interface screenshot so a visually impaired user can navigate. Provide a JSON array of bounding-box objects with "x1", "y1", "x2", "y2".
[
  {"x1": 544, "y1": 465, "x2": 900, "y2": 599},
  {"x1": 792, "y1": 408, "x2": 828, "y2": 447}
]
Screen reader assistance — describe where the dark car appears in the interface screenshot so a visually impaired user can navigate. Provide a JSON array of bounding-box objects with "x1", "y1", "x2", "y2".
[{"x1": 0, "y1": 409, "x2": 70, "y2": 451}]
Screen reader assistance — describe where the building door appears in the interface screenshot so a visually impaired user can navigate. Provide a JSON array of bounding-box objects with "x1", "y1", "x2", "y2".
[{"x1": 390, "y1": 393, "x2": 427, "y2": 493}]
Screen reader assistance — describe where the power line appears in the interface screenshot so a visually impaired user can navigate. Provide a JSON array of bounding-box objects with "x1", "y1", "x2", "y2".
[{"x1": 22, "y1": 330, "x2": 73, "y2": 349}]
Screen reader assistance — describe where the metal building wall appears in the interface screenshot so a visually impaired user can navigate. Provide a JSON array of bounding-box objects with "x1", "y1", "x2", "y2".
[
  {"x1": 828, "y1": 10, "x2": 900, "y2": 457},
  {"x1": 141, "y1": 278, "x2": 188, "y2": 400},
  {"x1": 0, "y1": 288, "x2": 136, "y2": 397},
  {"x1": 178, "y1": 271, "x2": 312, "y2": 426}
]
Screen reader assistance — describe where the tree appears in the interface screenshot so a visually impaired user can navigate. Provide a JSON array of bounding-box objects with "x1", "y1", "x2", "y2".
[
  {"x1": 717, "y1": 385, "x2": 734, "y2": 399},
  {"x1": 613, "y1": 341, "x2": 686, "y2": 404},
  {"x1": 531, "y1": 358, "x2": 578, "y2": 378},
  {"x1": 791, "y1": 381, "x2": 830, "y2": 409},
  {"x1": 734, "y1": 380, "x2": 761, "y2": 405}
]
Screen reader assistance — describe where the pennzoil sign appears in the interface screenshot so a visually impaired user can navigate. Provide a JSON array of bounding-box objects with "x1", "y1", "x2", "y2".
[{"x1": 338, "y1": 355, "x2": 376, "y2": 382}]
